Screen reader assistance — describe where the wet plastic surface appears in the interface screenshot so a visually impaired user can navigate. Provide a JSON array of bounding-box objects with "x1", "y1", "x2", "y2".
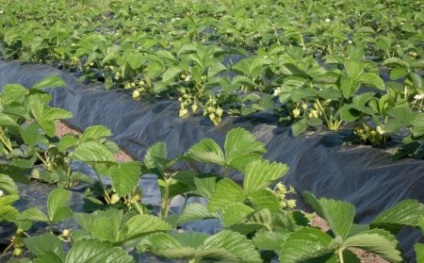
[{"x1": 1, "y1": 60, "x2": 424, "y2": 259}]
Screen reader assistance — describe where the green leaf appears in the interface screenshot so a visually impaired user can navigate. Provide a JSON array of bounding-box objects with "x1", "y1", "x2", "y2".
[
  {"x1": 0, "y1": 113, "x2": 19, "y2": 127},
  {"x1": 344, "y1": 61, "x2": 365, "y2": 79},
  {"x1": 20, "y1": 122, "x2": 39, "y2": 145},
  {"x1": 198, "y1": 230, "x2": 262, "y2": 263},
  {"x1": 35, "y1": 250, "x2": 63, "y2": 263},
  {"x1": 253, "y1": 230, "x2": 290, "y2": 251},
  {"x1": 184, "y1": 138, "x2": 226, "y2": 166},
  {"x1": 0, "y1": 174, "x2": 18, "y2": 195},
  {"x1": 178, "y1": 203, "x2": 219, "y2": 224},
  {"x1": 224, "y1": 128, "x2": 266, "y2": 172},
  {"x1": 48, "y1": 188, "x2": 73, "y2": 222},
  {"x1": 24, "y1": 233, "x2": 63, "y2": 259},
  {"x1": 18, "y1": 208, "x2": 49, "y2": 223},
  {"x1": 163, "y1": 66, "x2": 183, "y2": 83},
  {"x1": 372, "y1": 199, "x2": 424, "y2": 228},
  {"x1": 250, "y1": 189, "x2": 282, "y2": 211},
  {"x1": 70, "y1": 141, "x2": 115, "y2": 162},
  {"x1": 343, "y1": 228, "x2": 402, "y2": 262},
  {"x1": 292, "y1": 118, "x2": 309, "y2": 136},
  {"x1": 279, "y1": 228, "x2": 335, "y2": 263},
  {"x1": 314, "y1": 71, "x2": 341, "y2": 84},
  {"x1": 358, "y1": 73, "x2": 385, "y2": 90},
  {"x1": 412, "y1": 113, "x2": 424, "y2": 138},
  {"x1": 194, "y1": 175, "x2": 218, "y2": 199},
  {"x1": 1, "y1": 84, "x2": 29, "y2": 104},
  {"x1": 119, "y1": 214, "x2": 172, "y2": 242},
  {"x1": 304, "y1": 192, "x2": 355, "y2": 239},
  {"x1": 81, "y1": 125, "x2": 113, "y2": 143},
  {"x1": 340, "y1": 75, "x2": 360, "y2": 98},
  {"x1": 208, "y1": 178, "x2": 244, "y2": 212},
  {"x1": 109, "y1": 162, "x2": 141, "y2": 196},
  {"x1": 58, "y1": 135, "x2": 79, "y2": 151},
  {"x1": 244, "y1": 159, "x2": 288, "y2": 195},
  {"x1": 44, "y1": 107, "x2": 73, "y2": 121},
  {"x1": 171, "y1": 232, "x2": 210, "y2": 249},
  {"x1": 123, "y1": 50, "x2": 146, "y2": 70},
  {"x1": 221, "y1": 203, "x2": 255, "y2": 227},
  {"x1": 137, "y1": 233, "x2": 194, "y2": 259},
  {"x1": 144, "y1": 142, "x2": 168, "y2": 171},
  {"x1": 416, "y1": 243, "x2": 424, "y2": 263},
  {"x1": 208, "y1": 62, "x2": 227, "y2": 78},
  {"x1": 74, "y1": 209, "x2": 122, "y2": 243},
  {"x1": 390, "y1": 67, "x2": 408, "y2": 80},
  {"x1": 0, "y1": 205, "x2": 20, "y2": 222},
  {"x1": 33, "y1": 76, "x2": 66, "y2": 90},
  {"x1": 409, "y1": 72, "x2": 422, "y2": 89},
  {"x1": 65, "y1": 239, "x2": 134, "y2": 263}
]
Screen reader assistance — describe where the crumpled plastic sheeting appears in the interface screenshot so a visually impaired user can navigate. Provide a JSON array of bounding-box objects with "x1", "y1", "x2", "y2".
[{"x1": 1, "y1": 60, "x2": 424, "y2": 259}]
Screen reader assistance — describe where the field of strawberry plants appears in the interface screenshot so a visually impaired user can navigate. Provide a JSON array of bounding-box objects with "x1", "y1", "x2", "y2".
[{"x1": 1, "y1": 0, "x2": 424, "y2": 262}]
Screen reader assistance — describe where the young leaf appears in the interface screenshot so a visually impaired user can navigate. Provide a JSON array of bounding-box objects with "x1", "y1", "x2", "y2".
[
  {"x1": 208, "y1": 178, "x2": 244, "y2": 212},
  {"x1": 342, "y1": 228, "x2": 402, "y2": 262},
  {"x1": 279, "y1": 227, "x2": 335, "y2": 263},
  {"x1": 304, "y1": 192, "x2": 355, "y2": 239},
  {"x1": 48, "y1": 188, "x2": 73, "y2": 223},
  {"x1": 244, "y1": 159, "x2": 288, "y2": 195},
  {"x1": 250, "y1": 189, "x2": 281, "y2": 211},
  {"x1": 224, "y1": 128, "x2": 266, "y2": 172},
  {"x1": 65, "y1": 239, "x2": 134, "y2": 263},
  {"x1": 184, "y1": 138, "x2": 226, "y2": 166}
]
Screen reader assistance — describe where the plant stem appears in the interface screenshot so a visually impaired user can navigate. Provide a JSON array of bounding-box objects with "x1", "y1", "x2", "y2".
[
  {"x1": 35, "y1": 151, "x2": 50, "y2": 170},
  {"x1": 0, "y1": 129, "x2": 13, "y2": 154},
  {"x1": 132, "y1": 201, "x2": 144, "y2": 215},
  {"x1": 161, "y1": 178, "x2": 170, "y2": 219},
  {"x1": 338, "y1": 249, "x2": 345, "y2": 263}
]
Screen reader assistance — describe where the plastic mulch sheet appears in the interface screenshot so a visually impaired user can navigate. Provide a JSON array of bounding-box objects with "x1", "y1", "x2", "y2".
[{"x1": 1, "y1": 60, "x2": 424, "y2": 260}]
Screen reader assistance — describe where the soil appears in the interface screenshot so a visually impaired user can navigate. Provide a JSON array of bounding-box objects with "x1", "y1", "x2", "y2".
[{"x1": 55, "y1": 121, "x2": 389, "y2": 263}]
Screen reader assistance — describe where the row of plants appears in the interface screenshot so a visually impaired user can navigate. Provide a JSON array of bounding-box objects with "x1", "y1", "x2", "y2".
[
  {"x1": 1, "y1": 77, "x2": 424, "y2": 262},
  {"x1": 0, "y1": 0, "x2": 423, "y2": 157}
]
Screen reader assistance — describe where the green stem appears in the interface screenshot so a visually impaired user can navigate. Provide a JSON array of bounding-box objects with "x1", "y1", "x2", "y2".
[
  {"x1": 161, "y1": 179, "x2": 170, "y2": 219},
  {"x1": 338, "y1": 249, "x2": 345, "y2": 263},
  {"x1": 132, "y1": 201, "x2": 144, "y2": 215},
  {"x1": 0, "y1": 129, "x2": 13, "y2": 154},
  {"x1": 35, "y1": 151, "x2": 51, "y2": 170}
]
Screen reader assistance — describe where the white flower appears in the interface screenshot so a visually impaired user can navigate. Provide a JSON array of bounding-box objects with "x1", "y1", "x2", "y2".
[
  {"x1": 0, "y1": 190, "x2": 3, "y2": 197},
  {"x1": 0, "y1": 10, "x2": 3, "y2": 15},
  {"x1": 414, "y1": 93, "x2": 424, "y2": 100},
  {"x1": 273, "y1": 87, "x2": 281, "y2": 96},
  {"x1": 348, "y1": 40, "x2": 353, "y2": 44},
  {"x1": 325, "y1": 18, "x2": 331, "y2": 23}
]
